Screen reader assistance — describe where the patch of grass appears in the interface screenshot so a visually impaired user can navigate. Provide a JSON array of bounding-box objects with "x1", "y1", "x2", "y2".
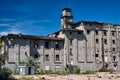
[
  {"x1": 19, "y1": 76, "x2": 33, "y2": 80},
  {"x1": 81, "y1": 70, "x2": 96, "y2": 74}
]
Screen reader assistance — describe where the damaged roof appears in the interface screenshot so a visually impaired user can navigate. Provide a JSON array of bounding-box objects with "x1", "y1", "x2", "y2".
[
  {"x1": 2, "y1": 34, "x2": 64, "y2": 41},
  {"x1": 76, "y1": 21, "x2": 120, "y2": 26}
]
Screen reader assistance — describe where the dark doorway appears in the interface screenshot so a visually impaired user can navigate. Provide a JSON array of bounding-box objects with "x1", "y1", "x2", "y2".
[{"x1": 28, "y1": 67, "x2": 31, "y2": 75}]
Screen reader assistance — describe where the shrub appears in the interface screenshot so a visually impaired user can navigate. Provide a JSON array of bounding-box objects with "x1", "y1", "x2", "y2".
[
  {"x1": 1, "y1": 67, "x2": 12, "y2": 78},
  {"x1": 99, "y1": 68, "x2": 114, "y2": 73},
  {"x1": 73, "y1": 67, "x2": 80, "y2": 74},
  {"x1": 13, "y1": 68, "x2": 19, "y2": 74}
]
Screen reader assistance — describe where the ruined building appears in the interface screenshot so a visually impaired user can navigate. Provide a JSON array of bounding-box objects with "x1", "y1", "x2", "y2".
[{"x1": 1, "y1": 8, "x2": 120, "y2": 74}]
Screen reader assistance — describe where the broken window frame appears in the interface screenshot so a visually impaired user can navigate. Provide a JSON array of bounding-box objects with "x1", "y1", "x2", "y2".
[
  {"x1": 70, "y1": 40, "x2": 72, "y2": 46},
  {"x1": 34, "y1": 41, "x2": 39, "y2": 48},
  {"x1": 103, "y1": 30, "x2": 107, "y2": 36},
  {"x1": 87, "y1": 30, "x2": 90, "y2": 35},
  {"x1": 45, "y1": 54, "x2": 49, "y2": 61},
  {"x1": 55, "y1": 41, "x2": 59, "y2": 49},
  {"x1": 70, "y1": 48, "x2": 73, "y2": 56},
  {"x1": 69, "y1": 31, "x2": 72, "y2": 35},
  {"x1": 104, "y1": 39, "x2": 107, "y2": 44},
  {"x1": 56, "y1": 55, "x2": 60, "y2": 61},
  {"x1": 95, "y1": 54, "x2": 99, "y2": 57},
  {"x1": 112, "y1": 40, "x2": 115, "y2": 44},
  {"x1": 112, "y1": 31, "x2": 115, "y2": 37},
  {"x1": 96, "y1": 39, "x2": 99, "y2": 44},
  {"x1": 95, "y1": 30, "x2": 99, "y2": 35},
  {"x1": 34, "y1": 54, "x2": 39, "y2": 59},
  {"x1": 113, "y1": 48, "x2": 115, "y2": 51},
  {"x1": 45, "y1": 41, "x2": 49, "y2": 48}
]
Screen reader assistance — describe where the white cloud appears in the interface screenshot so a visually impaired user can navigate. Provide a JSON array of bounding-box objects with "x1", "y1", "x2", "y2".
[
  {"x1": 0, "y1": 29, "x2": 21, "y2": 36},
  {"x1": 0, "y1": 23, "x2": 22, "y2": 36}
]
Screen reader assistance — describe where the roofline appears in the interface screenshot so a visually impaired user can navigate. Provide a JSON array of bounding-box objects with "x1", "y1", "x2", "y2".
[
  {"x1": 48, "y1": 28, "x2": 83, "y2": 36},
  {"x1": 62, "y1": 8, "x2": 71, "y2": 11},
  {"x1": 2, "y1": 34, "x2": 64, "y2": 41},
  {"x1": 78, "y1": 21, "x2": 120, "y2": 26}
]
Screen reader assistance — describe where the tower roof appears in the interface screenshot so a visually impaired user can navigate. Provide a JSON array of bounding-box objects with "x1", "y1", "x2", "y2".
[{"x1": 62, "y1": 8, "x2": 71, "y2": 11}]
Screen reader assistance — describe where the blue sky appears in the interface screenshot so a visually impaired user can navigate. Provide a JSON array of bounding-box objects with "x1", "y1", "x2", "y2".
[{"x1": 0, "y1": 0, "x2": 120, "y2": 36}]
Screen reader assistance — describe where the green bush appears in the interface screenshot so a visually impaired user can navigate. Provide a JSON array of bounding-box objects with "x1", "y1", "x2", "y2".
[
  {"x1": 13, "y1": 68, "x2": 19, "y2": 74},
  {"x1": 1, "y1": 67, "x2": 12, "y2": 78},
  {"x1": 73, "y1": 67, "x2": 80, "y2": 74}
]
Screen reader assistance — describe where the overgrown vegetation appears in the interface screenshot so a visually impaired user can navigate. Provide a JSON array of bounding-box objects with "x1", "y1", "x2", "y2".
[
  {"x1": 0, "y1": 53, "x2": 7, "y2": 65},
  {"x1": 73, "y1": 67, "x2": 80, "y2": 74},
  {"x1": 0, "y1": 67, "x2": 15, "y2": 80},
  {"x1": 81, "y1": 70, "x2": 96, "y2": 74},
  {"x1": 99, "y1": 68, "x2": 114, "y2": 73},
  {"x1": 0, "y1": 38, "x2": 3, "y2": 49}
]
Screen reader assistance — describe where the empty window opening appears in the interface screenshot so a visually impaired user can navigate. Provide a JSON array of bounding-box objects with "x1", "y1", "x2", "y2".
[
  {"x1": 34, "y1": 41, "x2": 39, "y2": 48},
  {"x1": 114, "y1": 63, "x2": 117, "y2": 67},
  {"x1": 55, "y1": 41, "x2": 59, "y2": 49},
  {"x1": 96, "y1": 39, "x2": 99, "y2": 43},
  {"x1": 45, "y1": 41, "x2": 49, "y2": 48},
  {"x1": 96, "y1": 30, "x2": 99, "y2": 35},
  {"x1": 34, "y1": 54, "x2": 38, "y2": 58},
  {"x1": 70, "y1": 40, "x2": 72, "y2": 46},
  {"x1": 113, "y1": 56, "x2": 116, "y2": 61},
  {"x1": 69, "y1": 32, "x2": 72, "y2": 35},
  {"x1": 112, "y1": 40, "x2": 115, "y2": 44},
  {"x1": 104, "y1": 39, "x2": 107, "y2": 44},
  {"x1": 25, "y1": 52, "x2": 27, "y2": 56},
  {"x1": 103, "y1": 30, "x2": 107, "y2": 36},
  {"x1": 70, "y1": 48, "x2": 73, "y2": 56},
  {"x1": 112, "y1": 32, "x2": 115, "y2": 36},
  {"x1": 45, "y1": 54, "x2": 49, "y2": 61},
  {"x1": 87, "y1": 30, "x2": 90, "y2": 35},
  {"x1": 113, "y1": 48, "x2": 115, "y2": 51},
  {"x1": 56, "y1": 55, "x2": 60, "y2": 61},
  {"x1": 78, "y1": 31, "x2": 81, "y2": 35},
  {"x1": 95, "y1": 54, "x2": 99, "y2": 57},
  {"x1": 97, "y1": 50, "x2": 99, "y2": 52}
]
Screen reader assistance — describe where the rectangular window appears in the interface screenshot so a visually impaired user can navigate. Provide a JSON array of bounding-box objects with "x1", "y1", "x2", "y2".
[
  {"x1": 45, "y1": 41, "x2": 49, "y2": 48},
  {"x1": 96, "y1": 39, "x2": 99, "y2": 43},
  {"x1": 87, "y1": 30, "x2": 90, "y2": 35},
  {"x1": 112, "y1": 31, "x2": 115, "y2": 36},
  {"x1": 70, "y1": 40, "x2": 72, "y2": 46},
  {"x1": 34, "y1": 41, "x2": 39, "y2": 48},
  {"x1": 113, "y1": 56, "x2": 116, "y2": 62},
  {"x1": 112, "y1": 40, "x2": 115, "y2": 44},
  {"x1": 95, "y1": 54, "x2": 99, "y2": 57},
  {"x1": 56, "y1": 55, "x2": 59, "y2": 61},
  {"x1": 70, "y1": 48, "x2": 73, "y2": 56},
  {"x1": 78, "y1": 32, "x2": 81, "y2": 35},
  {"x1": 69, "y1": 32, "x2": 72, "y2": 35},
  {"x1": 113, "y1": 48, "x2": 115, "y2": 51},
  {"x1": 45, "y1": 54, "x2": 49, "y2": 61},
  {"x1": 103, "y1": 30, "x2": 107, "y2": 36},
  {"x1": 95, "y1": 30, "x2": 99, "y2": 35},
  {"x1": 55, "y1": 41, "x2": 59, "y2": 49},
  {"x1": 104, "y1": 39, "x2": 107, "y2": 44}
]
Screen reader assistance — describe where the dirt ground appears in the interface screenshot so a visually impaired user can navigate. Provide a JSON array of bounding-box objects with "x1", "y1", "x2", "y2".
[{"x1": 13, "y1": 72, "x2": 120, "y2": 80}]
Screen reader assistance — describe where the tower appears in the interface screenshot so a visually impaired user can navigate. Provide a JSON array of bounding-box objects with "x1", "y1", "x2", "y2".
[{"x1": 61, "y1": 8, "x2": 73, "y2": 29}]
